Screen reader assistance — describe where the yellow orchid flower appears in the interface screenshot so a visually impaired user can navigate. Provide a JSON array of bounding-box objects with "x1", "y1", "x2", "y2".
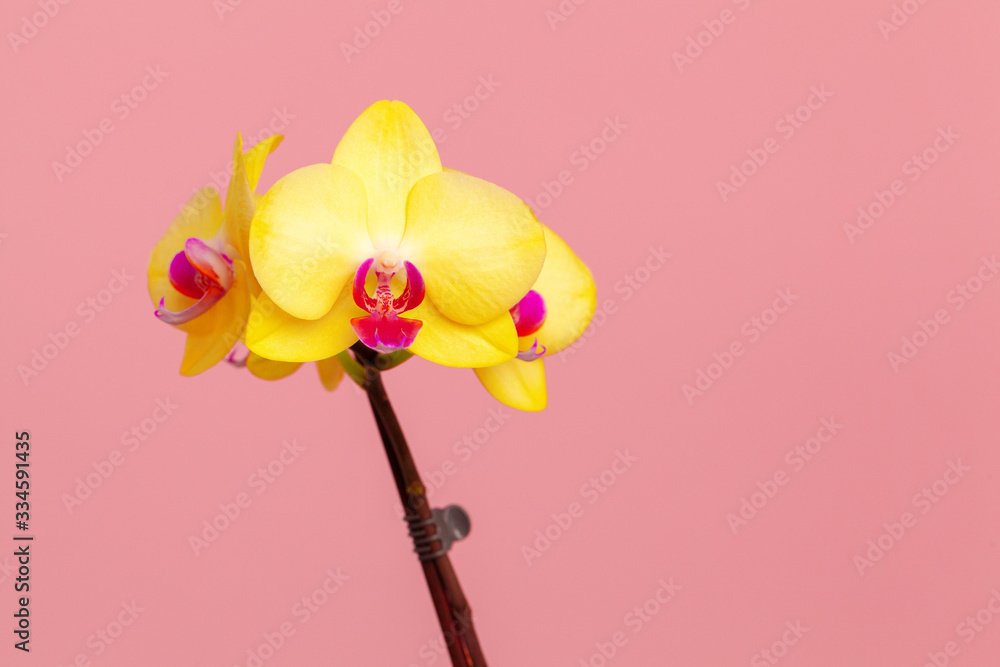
[
  {"x1": 474, "y1": 225, "x2": 596, "y2": 411},
  {"x1": 148, "y1": 133, "x2": 344, "y2": 390},
  {"x1": 245, "y1": 100, "x2": 548, "y2": 368}
]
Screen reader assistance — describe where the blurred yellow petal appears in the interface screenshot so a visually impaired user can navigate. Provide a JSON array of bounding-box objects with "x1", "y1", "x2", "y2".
[
  {"x1": 245, "y1": 286, "x2": 363, "y2": 362},
  {"x1": 533, "y1": 226, "x2": 596, "y2": 355},
  {"x1": 402, "y1": 171, "x2": 546, "y2": 326},
  {"x1": 179, "y1": 263, "x2": 252, "y2": 376},
  {"x1": 246, "y1": 352, "x2": 302, "y2": 380},
  {"x1": 249, "y1": 163, "x2": 370, "y2": 320},
  {"x1": 474, "y1": 358, "x2": 547, "y2": 411},
  {"x1": 407, "y1": 298, "x2": 518, "y2": 368},
  {"x1": 316, "y1": 357, "x2": 345, "y2": 391},
  {"x1": 333, "y1": 100, "x2": 442, "y2": 249}
]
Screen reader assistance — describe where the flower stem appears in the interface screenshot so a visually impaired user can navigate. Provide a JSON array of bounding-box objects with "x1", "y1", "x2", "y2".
[{"x1": 352, "y1": 343, "x2": 488, "y2": 667}]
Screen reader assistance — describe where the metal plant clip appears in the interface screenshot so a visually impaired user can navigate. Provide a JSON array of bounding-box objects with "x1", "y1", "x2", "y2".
[{"x1": 405, "y1": 505, "x2": 472, "y2": 561}]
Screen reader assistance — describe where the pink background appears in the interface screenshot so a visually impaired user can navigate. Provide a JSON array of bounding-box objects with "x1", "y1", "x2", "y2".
[{"x1": 3, "y1": 0, "x2": 1000, "y2": 664}]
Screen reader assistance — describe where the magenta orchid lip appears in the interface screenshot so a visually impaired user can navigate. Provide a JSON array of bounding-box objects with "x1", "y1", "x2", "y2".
[
  {"x1": 511, "y1": 289, "x2": 547, "y2": 338},
  {"x1": 510, "y1": 289, "x2": 547, "y2": 361},
  {"x1": 156, "y1": 238, "x2": 235, "y2": 325},
  {"x1": 350, "y1": 252, "x2": 426, "y2": 353}
]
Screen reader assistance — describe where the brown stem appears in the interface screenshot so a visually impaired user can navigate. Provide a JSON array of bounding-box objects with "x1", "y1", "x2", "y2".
[{"x1": 352, "y1": 343, "x2": 488, "y2": 667}]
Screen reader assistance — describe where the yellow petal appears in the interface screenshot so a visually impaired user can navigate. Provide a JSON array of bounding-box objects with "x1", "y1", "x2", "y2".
[
  {"x1": 224, "y1": 133, "x2": 283, "y2": 297},
  {"x1": 179, "y1": 263, "x2": 252, "y2": 376},
  {"x1": 249, "y1": 163, "x2": 370, "y2": 320},
  {"x1": 148, "y1": 186, "x2": 223, "y2": 309},
  {"x1": 474, "y1": 359, "x2": 547, "y2": 411},
  {"x1": 332, "y1": 100, "x2": 442, "y2": 250},
  {"x1": 244, "y1": 134, "x2": 283, "y2": 191},
  {"x1": 316, "y1": 357, "x2": 345, "y2": 391},
  {"x1": 245, "y1": 286, "x2": 363, "y2": 362},
  {"x1": 407, "y1": 298, "x2": 518, "y2": 368},
  {"x1": 246, "y1": 352, "x2": 302, "y2": 380},
  {"x1": 533, "y1": 226, "x2": 597, "y2": 355},
  {"x1": 401, "y1": 171, "x2": 546, "y2": 326},
  {"x1": 223, "y1": 135, "x2": 251, "y2": 257}
]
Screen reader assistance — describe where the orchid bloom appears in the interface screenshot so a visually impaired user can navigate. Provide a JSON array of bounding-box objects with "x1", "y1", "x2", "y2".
[
  {"x1": 245, "y1": 100, "x2": 547, "y2": 368},
  {"x1": 148, "y1": 133, "x2": 343, "y2": 390},
  {"x1": 474, "y1": 225, "x2": 596, "y2": 411}
]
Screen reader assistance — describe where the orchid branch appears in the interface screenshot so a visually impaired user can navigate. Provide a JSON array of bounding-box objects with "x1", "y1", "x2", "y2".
[{"x1": 351, "y1": 342, "x2": 488, "y2": 667}]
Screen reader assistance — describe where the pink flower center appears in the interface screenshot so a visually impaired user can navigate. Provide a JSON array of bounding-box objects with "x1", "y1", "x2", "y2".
[
  {"x1": 155, "y1": 238, "x2": 235, "y2": 325},
  {"x1": 511, "y1": 290, "x2": 547, "y2": 361},
  {"x1": 168, "y1": 251, "x2": 212, "y2": 298},
  {"x1": 510, "y1": 290, "x2": 546, "y2": 337},
  {"x1": 351, "y1": 253, "x2": 426, "y2": 353}
]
